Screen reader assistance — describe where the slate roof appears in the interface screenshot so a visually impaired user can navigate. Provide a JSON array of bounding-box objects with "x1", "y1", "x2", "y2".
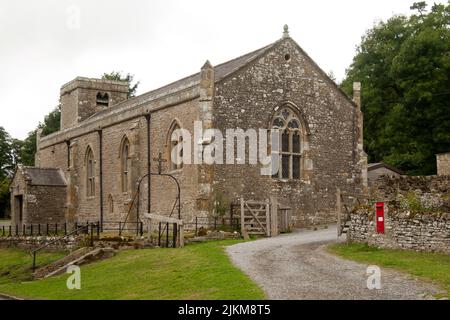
[
  {"x1": 135, "y1": 42, "x2": 276, "y2": 99},
  {"x1": 21, "y1": 167, "x2": 67, "y2": 186},
  {"x1": 89, "y1": 41, "x2": 279, "y2": 121}
]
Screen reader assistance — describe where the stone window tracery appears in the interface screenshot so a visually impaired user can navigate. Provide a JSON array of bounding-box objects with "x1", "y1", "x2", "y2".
[{"x1": 271, "y1": 107, "x2": 302, "y2": 180}]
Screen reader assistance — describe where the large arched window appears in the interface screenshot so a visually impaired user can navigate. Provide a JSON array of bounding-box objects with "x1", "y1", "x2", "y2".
[
  {"x1": 168, "y1": 122, "x2": 183, "y2": 171},
  {"x1": 85, "y1": 147, "x2": 95, "y2": 197},
  {"x1": 271, "y1": 107, "x2": 302, "y2": 180},
  {"x1": 120, "y1": 137, "x2": 130, "y2": 193}
]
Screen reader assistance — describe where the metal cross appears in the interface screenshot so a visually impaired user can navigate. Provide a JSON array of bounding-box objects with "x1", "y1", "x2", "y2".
[{"x1": 153, "y1": 152, "x2": 167, "y2": 175}]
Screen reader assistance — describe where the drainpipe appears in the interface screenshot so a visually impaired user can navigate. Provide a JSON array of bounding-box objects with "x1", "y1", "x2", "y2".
[
  {"x1": 97, "y1": 129, "x2": 104, "y2": 230},
  {"x1": 65, "y1": 140, "x2": 71, "y2": 169},
  {"x1": 145, "y1": 113, "x2": 152, "y2": 214}
]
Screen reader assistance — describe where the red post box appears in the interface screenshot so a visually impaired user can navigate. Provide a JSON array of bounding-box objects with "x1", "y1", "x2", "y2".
[{"x1": 376, "y1": 202, "x2": 385, "y2": 234}]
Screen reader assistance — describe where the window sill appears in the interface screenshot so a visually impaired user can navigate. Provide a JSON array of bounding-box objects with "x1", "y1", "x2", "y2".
[
  {"x1": 272, "y1": 178, "x2": 302, "y2": 184},
  {"x1": 167, "y1": 169, "x2": 183, "y2": 175}
]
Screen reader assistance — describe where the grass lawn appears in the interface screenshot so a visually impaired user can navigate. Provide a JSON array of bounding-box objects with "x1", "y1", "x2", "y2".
[
  {"x1": 0, "y1": 240, "x2": 265, "y2": 300},
  {"x1": 0, "y1": 248, "x2": 66, "y2": 285},
  {"x1": 329, "y1": 243, "x2": 450, "y2": 299}
]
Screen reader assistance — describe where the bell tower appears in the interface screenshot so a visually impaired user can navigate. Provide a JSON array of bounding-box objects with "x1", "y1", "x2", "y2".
[{"x1": 60, "y1": 77, "x2": 129, "y2": 130}]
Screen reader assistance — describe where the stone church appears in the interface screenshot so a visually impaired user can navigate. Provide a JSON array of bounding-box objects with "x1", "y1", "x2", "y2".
[{"x1": 10, "y1": 27, "x2": 367, "y2": 229}]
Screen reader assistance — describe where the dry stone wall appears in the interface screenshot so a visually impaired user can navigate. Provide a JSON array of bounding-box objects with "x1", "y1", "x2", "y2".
[{"x1": 349, "y1": 175, "x2": 450, "y2": 254}]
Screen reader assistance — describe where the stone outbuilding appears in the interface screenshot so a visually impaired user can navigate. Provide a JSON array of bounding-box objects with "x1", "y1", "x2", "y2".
[
  {"x1": 367, "y1": 163, "x2": 402, "y2": 184},
  {"x1": 10, "y1": 165, "x2": 67, "y2": 226}
]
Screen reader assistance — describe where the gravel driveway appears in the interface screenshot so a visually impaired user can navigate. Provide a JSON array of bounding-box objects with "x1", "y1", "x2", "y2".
[{"x1": 227, "y1": 226, "x2": 443, "y2": 300}]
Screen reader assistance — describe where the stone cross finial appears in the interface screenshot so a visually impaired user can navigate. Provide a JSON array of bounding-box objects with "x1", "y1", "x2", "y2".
[
  {"x1": 283, "y1": 25, "x2": 290, "y2": 38},
  {"x1": 153, "y1": 152, "x2": 167, "y2": 175}
]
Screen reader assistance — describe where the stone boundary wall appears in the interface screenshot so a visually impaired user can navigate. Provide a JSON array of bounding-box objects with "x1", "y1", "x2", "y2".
[
  {"x1": 348, "y1": 211, "x2": 450, "y2": 254},
  {"x1": 0, "y1": 235, "x2": 84, "y2": 251},
  {"x1": 371, "y1": 175, "x2": 450, "y2": 197}
]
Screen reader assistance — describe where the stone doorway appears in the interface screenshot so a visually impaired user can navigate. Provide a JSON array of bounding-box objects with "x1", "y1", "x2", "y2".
[{"x1": 14, "y1": 195, "x2": 23, "y2": 224}]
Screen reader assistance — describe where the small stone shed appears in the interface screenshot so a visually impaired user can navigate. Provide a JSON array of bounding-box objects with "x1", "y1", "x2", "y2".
[
  {"x1": 10, "y1": 165, "x2": 67, "y2": 226},
  {"x1": 368, "y1": 163, "x2": 402, "y2": 184}
]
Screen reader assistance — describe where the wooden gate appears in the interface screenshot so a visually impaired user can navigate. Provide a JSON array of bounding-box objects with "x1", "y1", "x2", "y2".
[{"x1": 240, "y1": 198, "x2": 279, "y2": 237}]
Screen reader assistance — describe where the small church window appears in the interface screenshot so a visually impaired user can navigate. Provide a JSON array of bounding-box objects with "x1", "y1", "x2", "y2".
[
  {"x1": 96, "y1": 92, "x2": 110, "y2": 107},
  {"x1": 108, "y1": 195, "x2": 114, "y2": 214},
  {"x1": 271, "y1": 107, "x2": 303, "y2": 180},
  {"x1": 86, "y1": 147, "x2": 95, "y2": 197},
  {"x1": 168, "y1": 122, "x2": 183, "y2": 171},
  {"x1": 121, "y1": 138, "x2": 130, "y2": 193}
]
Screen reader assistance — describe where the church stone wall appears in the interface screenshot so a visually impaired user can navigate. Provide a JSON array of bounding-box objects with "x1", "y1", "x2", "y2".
[
  {"x1": 25, "y1": 185, "x2": 67, "y2": 225},
  {"x1": 212, "y1": 39, "x2": 360, "y2": 227},
  {"x1": 148, "y1": 99, "x2": 200, "y2": 223},
  {"x1": 37, "y1": 96, "x2": 202, "y2": 226}
]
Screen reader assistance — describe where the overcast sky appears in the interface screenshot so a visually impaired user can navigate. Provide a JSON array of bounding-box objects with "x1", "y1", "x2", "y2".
[{"x1": 0, "y1": 0, "x2": 444, "y2": 140}]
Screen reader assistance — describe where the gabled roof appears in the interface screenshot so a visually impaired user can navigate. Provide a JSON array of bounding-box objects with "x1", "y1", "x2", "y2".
[
  {"x1": 368, "y1": 163, "x2": 403, "y2": 175},
  {"x1": 89, "y1": 36, "x2": 355, "y2": 121},
  {"x1": 89, "y1": 41, "x2": 278, "y2": 121},
  {"x1": 12, "y1": 166, "x2": 67, "y2": 187},
  {"x1": 43, "y1": 32, "x2": 357, "y2": 142}
]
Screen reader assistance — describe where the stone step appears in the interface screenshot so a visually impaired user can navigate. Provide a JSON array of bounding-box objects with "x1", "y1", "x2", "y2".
[
  {"x1": 33, "y1": 247, "x2": 91, "y2": 279},
  {"x1": 34, "y1": 247, "x2": 116, "y2": 279}
]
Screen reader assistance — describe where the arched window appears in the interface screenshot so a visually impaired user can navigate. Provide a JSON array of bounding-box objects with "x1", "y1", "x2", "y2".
[
  {"x1": 120, "y1": 137, "x2": 130, "y2": 193},
  {"x1": 271, "y1": 107, "x2": 302, "y2": 180},
  {"x1": 168, "y1": 122, "x2": 183, "y2": 171},
  {"x1": 86, "y1": 147, "x2": 95, "y2": 197},
  {"x1": 108, "y1": 195, "x2": 114, "y2": 214}
]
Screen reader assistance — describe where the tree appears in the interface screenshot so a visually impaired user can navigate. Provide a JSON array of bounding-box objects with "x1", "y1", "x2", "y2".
[
  {"x1": 40, "y1": 106, "x2": 61, "y2": 136},
  {"x1": 19, "y1": 106, "x2": 61, "y2": 167},
  {"x1": 341, "y1": 1, "x2": 450, "y2": 175},
  {"x1": 0, "y1": 127, "x2": 13, "y2": 180},
  {"x1": 101, "y1": 71, "x2": 140, "y2": 98},
  {"x1": 0, "y1": 127, "x2": 13, "y2": 218}
]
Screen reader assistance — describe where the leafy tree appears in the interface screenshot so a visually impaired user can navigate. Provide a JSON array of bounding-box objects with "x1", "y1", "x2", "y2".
[
  {"x1": 341, "y1": 1, "x2": 450, "y2": 175},
  {"x1": 20, "y1": 130, "x2": 37, "y2": 167},
  {"x1": 40, "y1": 106, "x2": 61, "y2": 136},
  {"x1": 19, "y1": 107, "x2": 61, "y2": 167},
  {"x1": 0, "y1": 178, "x2": 9, "y2": 218},
  {"x1": 0, "y1": 127, "x2": 13, "y2": 218},
  {"x1": 101, "y1": 71, "x2": 140, "y2": 98},
  {"x1": 0, "y1": 127, "x2": 13, "y2": 180}
]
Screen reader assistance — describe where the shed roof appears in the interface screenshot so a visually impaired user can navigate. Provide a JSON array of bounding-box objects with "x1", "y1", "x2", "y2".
[
  {"x1": 368, "y1": 163, "x2": 403, "y2": 175},
  {"x1": 20, "y1": 167, "x2": 67, "y2": 187}
]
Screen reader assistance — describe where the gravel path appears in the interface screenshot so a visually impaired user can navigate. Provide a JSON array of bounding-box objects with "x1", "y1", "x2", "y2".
[{"x1": 227, "y1": 226, "x2": 443, "y2": 300}]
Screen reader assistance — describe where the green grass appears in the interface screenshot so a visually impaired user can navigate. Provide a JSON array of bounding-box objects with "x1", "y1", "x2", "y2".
[
  {"x1": 0, "y1": 240, "x2": 265, "y2": 300},
  {"x1": 0, "y1": 248, "x2": 66, "y2": 285},
  {"x1": 329, "y1": 243, "x2": 450, "y2": 299}
]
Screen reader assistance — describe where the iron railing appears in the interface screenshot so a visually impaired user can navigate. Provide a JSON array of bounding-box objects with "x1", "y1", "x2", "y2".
[
  {"x1": 30, "y1": 222, "x2": 100, "y2": 272},
  {"x1": 0, "y1": 221, "x2": 107, "y2": 238}
]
